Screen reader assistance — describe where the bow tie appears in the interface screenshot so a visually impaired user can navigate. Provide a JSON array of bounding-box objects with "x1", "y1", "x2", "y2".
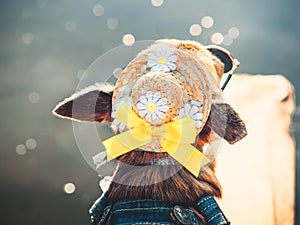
[{"x1": 103, "y1": 102, "x2": 210, "y2": 177}]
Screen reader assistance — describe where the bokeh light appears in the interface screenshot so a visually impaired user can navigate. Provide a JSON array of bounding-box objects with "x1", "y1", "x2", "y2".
[
  {"x1": 211, "y1": 32, "x2": 224, "y2": 45},
  {"x1": 222, "y1": 35, "x2": 233, "y2": 46},
  {"x1": 28, "y1": 92, "x2": 40, "y2": 103},
  {"x1": 16, "y1": 144, "x2": 27, "y2": 155},
  {"x1": 25, "y1": 138, "x2": 37, "y2": 150},
  {"x1": 151, "y1": 0, "x2": 164, "y2": 7},
  {"x1": 92, "y1": 4, "x2": 104, "y2": 16},
  {"x1": 189, "y1": 24, "x2": 202, "y2": 36},
  {"x1": 106, "y1": 17, "x2": 119, "y2": 30},
  {"x1": 201, "y1": 16, "x2": 214, "y2": 28},
  {"x1": 64, "y1": 183, "x2": 76, "y2": 194},
  {"x1": 65, "y1": 20, "x2": 77, "y2": 32},
  {"x1": 22, "y1": 33, "x2": 34, "y2": 45},
  {"x1": 228, "y1": 27, "x2": 240, "y2": 39},
  {"x1": 122, "y1": 34, "x2": 135, "y2": 46}
]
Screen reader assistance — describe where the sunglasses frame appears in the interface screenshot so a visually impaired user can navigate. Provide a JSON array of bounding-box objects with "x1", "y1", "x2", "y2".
[{"x1": 207, "y1": 45, "x2": 240, "y2": 91}]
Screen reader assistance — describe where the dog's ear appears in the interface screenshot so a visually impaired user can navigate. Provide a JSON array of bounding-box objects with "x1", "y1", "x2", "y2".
[
  {"x1": 52, "y1": 83, "x2": 115, "y2": 123},
  {"x1": 208, "y1": 103, "x2": 247, "y2": 144}
]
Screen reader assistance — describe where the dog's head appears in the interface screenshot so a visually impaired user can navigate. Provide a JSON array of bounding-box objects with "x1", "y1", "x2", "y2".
[{"x1": 53, "y1": 39, "x2": 247, "y2": 177}]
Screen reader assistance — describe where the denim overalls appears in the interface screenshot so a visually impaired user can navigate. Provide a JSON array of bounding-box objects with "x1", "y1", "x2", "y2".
[{"x1": 90, "y1": 192, "x2": 230, "y2": 225}]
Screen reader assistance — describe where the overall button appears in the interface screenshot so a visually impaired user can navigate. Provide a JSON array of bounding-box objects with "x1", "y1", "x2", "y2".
[{"x1": 172, "y1": 205, "x2": 193, "y2": 225}]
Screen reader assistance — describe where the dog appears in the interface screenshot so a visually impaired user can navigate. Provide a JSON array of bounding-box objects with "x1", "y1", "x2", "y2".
[{"x1": 53, "y1": 39, "x2": 247, "y2": 224}]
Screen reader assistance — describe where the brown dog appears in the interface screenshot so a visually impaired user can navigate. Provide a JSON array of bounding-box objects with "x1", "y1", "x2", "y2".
[{"x1": 53, "y1": 39, "x2": 247, "y2": 224}]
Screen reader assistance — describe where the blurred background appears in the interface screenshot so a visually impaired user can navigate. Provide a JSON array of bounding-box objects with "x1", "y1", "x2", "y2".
[{"x1": 0, "y1": 0, "x2": 299, "y2": 224}]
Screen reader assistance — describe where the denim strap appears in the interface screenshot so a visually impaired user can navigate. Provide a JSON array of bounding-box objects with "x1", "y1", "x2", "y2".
[
  {"x1": 89, "y1": 191, "x2": 109, "y2": 224},
  {"x1": 195, "y1": 196, "x2": 230, "y2": 225}
]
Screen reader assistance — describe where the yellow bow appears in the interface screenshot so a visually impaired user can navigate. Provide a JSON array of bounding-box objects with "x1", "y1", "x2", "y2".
[{"x1": 103, "y1": 102, "x2": 210, "y2": 177}]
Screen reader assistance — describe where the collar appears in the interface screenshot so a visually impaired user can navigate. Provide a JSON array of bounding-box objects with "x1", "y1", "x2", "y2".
[{"x1": 149, "y1": 155, "x2": 177, "y2": 166}]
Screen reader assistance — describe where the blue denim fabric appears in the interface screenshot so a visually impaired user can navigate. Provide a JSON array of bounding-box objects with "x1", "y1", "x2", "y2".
[
  {"x1": 195, "y1": 196, "x2": 230, "y2": 225},
  {"x1": 89, "y1": 191, "x2": 109, "y2": 224},
  {"x1": 110, "y1": 199, "x2": 199, "y2": 225},
  {"x1": 89, "y1": 195, "x2": 230, "y2": 225}
]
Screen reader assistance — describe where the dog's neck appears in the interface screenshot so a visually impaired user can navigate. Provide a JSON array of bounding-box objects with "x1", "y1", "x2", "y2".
[{"x1": 106, "y1": 151, "x2": 222, "y2": 206}]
